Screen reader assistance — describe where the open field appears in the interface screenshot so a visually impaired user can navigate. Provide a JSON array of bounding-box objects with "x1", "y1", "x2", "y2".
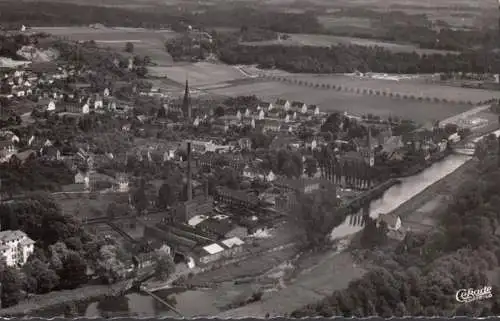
[
  {"x1": 31, "y1": 26, "x2": 177, "y2": 66},
  {"x1": 150, "y1": 62, "x2": 249, "y2": 87},
  {"x1": 208, "y1": 81, "x2": 475, "y2": 123},
  {"x1": 318, "y1": 16, "x2": 373, "y2": 30},
  {"x1": 265, "y1": 74, "x2": 500, "y2": 104},
  {"x1": 241, "y1": 33, "x2": 456, "y2": 55}
]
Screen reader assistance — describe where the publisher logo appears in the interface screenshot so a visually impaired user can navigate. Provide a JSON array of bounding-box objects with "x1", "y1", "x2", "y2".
[{"x1": 456, "y1": 286, "x2": 493, "y2": 303}]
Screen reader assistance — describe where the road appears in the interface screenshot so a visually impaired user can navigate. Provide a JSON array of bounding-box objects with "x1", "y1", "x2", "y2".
[{"x1": 440, "y1": 104, "x2": 492, "y2": 126}]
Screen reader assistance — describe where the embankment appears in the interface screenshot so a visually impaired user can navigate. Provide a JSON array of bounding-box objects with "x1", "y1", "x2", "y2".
[{"x1": 0, "y1": 281, "x2": 130, "y2": 317}]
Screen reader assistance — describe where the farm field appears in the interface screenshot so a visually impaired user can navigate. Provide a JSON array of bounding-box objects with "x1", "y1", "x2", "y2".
[
  {"x1": 208, "y1": 81, "x2": 475, "y2": 123},
  {"x1": 240, "y1": 33, "x2": 457, "y2": 55},
  {"x1": 151, "y1": 62, "x2": 249, "y2": 87},
  {"x1": 31, "y1": 26, "x2": 177, "y2": 65},
  {"x1": 271, "y1": 74, "x2": 500, "y2": 104}
]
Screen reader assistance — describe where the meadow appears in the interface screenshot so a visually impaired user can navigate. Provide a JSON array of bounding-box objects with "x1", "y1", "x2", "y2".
[
  {"x1": 208, "y1": 80, "x2": 476, "y2": 123},
  {"x1": 149, "y1": 62, "x2": 249, "y2": 87},
  {"x1": 262, "y1": 74, "x2": 499, "y2": 104},
  {"x1": 240, "y1": 33, "x2": 457, "y2": 55},
  {"x1": 31, "y1": 26, "x2": 177, "y2": 65}
]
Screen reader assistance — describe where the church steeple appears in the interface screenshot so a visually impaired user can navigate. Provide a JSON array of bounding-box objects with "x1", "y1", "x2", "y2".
[
  {"x1": 367, "y1": 127, "x2": 373, "y2": 149},
  {"x1": 183, "y1": 77, "x2": 191, "y2": 122}
]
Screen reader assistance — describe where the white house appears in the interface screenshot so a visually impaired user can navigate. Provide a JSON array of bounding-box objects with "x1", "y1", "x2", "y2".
[
  {"x1": 47, "y1": 100, "x2": 56, "y2": 111},
  {"x1": 74, "y1": 171, "x2": 86, "y2": 184},
  {"x1": 116, "y1": 173, "x2": 129, "y2": 192},
  {"x1": 193, "y1": 116, "x2": 200, "y2": 127},
  {"x1": 377, "y1": 213, "x2": 402, "y2": 231},
  {"x1": 258, "y1": 109, "x2": 265, "y2": 120},
  {"x1": 94, "y1": 99, "x2": 104, "y2": 109},
  {"x1": 0, "y1": 230, "x2": 35, "y2": 267},
  {"x1": 266, "y1": 170, "x2": 276, "y2": 182},
  {"x1": 199, "y1": 243, "x2": 225, "y2": 264}
]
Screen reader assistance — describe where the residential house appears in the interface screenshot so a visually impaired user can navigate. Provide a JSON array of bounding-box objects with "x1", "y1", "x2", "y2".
[
  {"x1": 188, "y1": 140, "x2": 218, "y2": 154},
  {"x1": 256, "y1": 119, "x2": 281, "y2": 132},
  {"x1": 0, "y1": 141, "x2": 18, "y2": 162},
  {"x1": 221, "y1": 237, "x2": 245, "y2": 256},
  {"x1": 9, "y1": 150, "x2": 36, "y2": 165},
  {"x1": 260, "y1": 102, "x2": 274, "y2": 111},
  {"x1": 196, "y1": 243, "x2": 225, "y2": 264},
  {"x1": 40, "y1": 145, "x2": 61, "y2": 160},
  {"x1": 0, "y1": 230, "x2": 35, "y2": 267},
  {"x1": 74, "y1": 171, "x2": 86, "y2": 184},
  {"x1": 211, "y1": 119, "x2": 229, "y2": 133},
  {"x1": 47, "y1": 100, "x2": 56, "y2": 111},
  {"x1": 291, "y1": 101, "x2": 307, "y2": 113},
  {"x1": 275, "y1": 99, "x2": 291, "y2": 110},
  {"x1": 307, "y1": 104, "x2": 320, "y2": 116},
  {"x1": 238, "y1": 137, "x2": 252, "y2": 150},
  {"x1": 377, "y1": 213, "x2": 402, "y2": 231},
  {"x1": 243, "y1": 164, "x2": 265, "y2": 180},
  {"x1": 376, "y1": 213, "x2": 405, "y2": 240}
]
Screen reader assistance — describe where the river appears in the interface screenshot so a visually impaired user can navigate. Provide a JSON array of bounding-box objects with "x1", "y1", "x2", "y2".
[{"x1": 70, "y1": 154, "x2": 470, "y2": 318}]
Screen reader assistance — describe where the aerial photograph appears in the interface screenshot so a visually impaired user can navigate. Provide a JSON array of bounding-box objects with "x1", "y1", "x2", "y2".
[{"x1": 0, "y1": 0, "x2": 500, "y2": 318}]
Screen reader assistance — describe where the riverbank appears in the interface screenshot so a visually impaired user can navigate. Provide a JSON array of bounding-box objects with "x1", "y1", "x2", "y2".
[
  {"x1": 0, "y1": 281, "x2": 130, "y2": 317},
  {"x1": 216, "y1": 156, "x2": 476, "y2": 318}
]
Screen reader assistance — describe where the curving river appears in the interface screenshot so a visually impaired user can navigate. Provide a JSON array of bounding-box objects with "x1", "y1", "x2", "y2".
[{"x1": 74, "y1": 154, "x2": 471, "y2": 318}]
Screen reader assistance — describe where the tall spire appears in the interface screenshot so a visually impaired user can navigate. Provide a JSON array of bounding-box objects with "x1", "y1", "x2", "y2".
[
  {"x1": 367, "y1": 127, "x2": 373, "y2": 149},
  {"x1": 183, "y1": 76, "x2": 191, "y2": 122}
]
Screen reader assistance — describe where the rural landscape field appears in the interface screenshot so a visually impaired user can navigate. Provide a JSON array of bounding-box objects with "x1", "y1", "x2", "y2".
[
  {"x1": 31, "y1": 26, "x2": 176, "y2": 65},
  {"x1": 241, "y1": 34, "x2": 457, "y2": 55}
]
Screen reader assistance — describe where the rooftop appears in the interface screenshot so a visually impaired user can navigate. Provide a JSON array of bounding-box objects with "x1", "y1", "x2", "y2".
[{"x1": 202, "y1": 243, "x2": 225, "y2": 255}]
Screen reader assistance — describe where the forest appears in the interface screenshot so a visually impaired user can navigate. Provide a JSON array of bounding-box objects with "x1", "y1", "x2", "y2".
[
  {"x1": 216, "y1": 43, "x2": 500, "y2": 74},
  {"x1": 291, "y1": 139, "x2": 500, "y2": 317}
]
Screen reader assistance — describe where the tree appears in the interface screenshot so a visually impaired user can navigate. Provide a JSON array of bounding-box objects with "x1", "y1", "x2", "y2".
[
  {"x1": 124, "y1": 42, "x2": 134, "y2": 53},
  {"x1": 153, "y1": 248, "x2": 175, "y2": 280},
  {"x1": 132, "y1": 185, "x2": 148, "y2": 215},
  {"x1": 291, "y1": 187, "x2": 344, "y2": 250},
  {"x1": 95, "y1": 244, "x2": 127, "y2": 284},
  {"x1": 214, "y1": 106, "x2": 225, "y2": 117},
  {"x1": 0, "y1": 259, "x2": 23, "y2": 308},
  {"x1": 57, "y1": 251, "x2": 88, "y2": 289},
  {"x1": 158, "y1": 182, "x2": 178, "y2": 209},
  {"x1": 23, "y1": 257, "x2": 60, "y2": 294},
  {"x1": 360, "y1": 217, "x2": 388, "y2": 249},
  {"x1": 304, "y1": 157, "x2": 318, "y2": 177}
]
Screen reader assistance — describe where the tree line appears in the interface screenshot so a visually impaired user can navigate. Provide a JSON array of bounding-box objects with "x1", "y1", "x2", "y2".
[{"x1": 217, "y1": 43, "x2": 500, "y2": 75}]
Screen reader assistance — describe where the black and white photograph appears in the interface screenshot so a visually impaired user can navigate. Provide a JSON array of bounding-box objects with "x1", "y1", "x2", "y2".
[{"x1": 0, "y1": 0, "x2": 499, "y2": 318}]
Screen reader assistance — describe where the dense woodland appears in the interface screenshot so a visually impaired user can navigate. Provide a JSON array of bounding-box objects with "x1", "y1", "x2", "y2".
[
  {"x1": 216, "y1": 44, "x2": 500, "y2": 74},
  {"x1": 292, "y1": 142, "x2": 500, "y2": 317}
]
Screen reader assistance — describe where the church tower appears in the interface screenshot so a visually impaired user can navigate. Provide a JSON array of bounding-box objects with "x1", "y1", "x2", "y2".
[
  {"x1": 183, "y1": 77, "x2": 191, "y2": 122},
  {"x1": 363, "y1": 127, "x2": 375, "y2": 167}
]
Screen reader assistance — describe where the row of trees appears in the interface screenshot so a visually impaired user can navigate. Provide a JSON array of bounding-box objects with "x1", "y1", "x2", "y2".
[
  {"x1": 291, "y1": 147, "x2": 500, "y2": 317},
  {"x1": 264, "y1": 76, "x2": 478, "y2": 105}
]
